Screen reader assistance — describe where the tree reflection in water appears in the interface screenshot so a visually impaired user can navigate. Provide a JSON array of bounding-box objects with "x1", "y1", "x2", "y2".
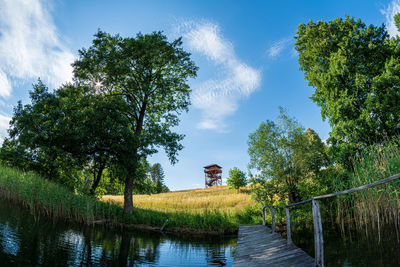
[{"x1": 0, "y1": 201, "x2": 236, "y2": 266}]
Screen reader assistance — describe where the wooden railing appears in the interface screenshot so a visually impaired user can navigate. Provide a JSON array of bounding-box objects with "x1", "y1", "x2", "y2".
[{"x1": 262, "y1": 173, "x2": 400, "y2": 267}]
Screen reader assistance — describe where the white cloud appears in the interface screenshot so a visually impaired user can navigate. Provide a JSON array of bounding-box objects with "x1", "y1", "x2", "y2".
[
  {"x1": 0, "y1": 0, "x2": 74, "y2": 98},
  {"x1": 0, "y1": 114, "x2": 11, "y2": 144},
  {"x1": 267, "y1": 37, "x2": 292, "y2": 58},
  {"x1": 0, "y1": 70, "x2": 11, "y2": 98},
  {"x1": 381, "y1": 0, "x2": 400, "y2": 37},
  {"x1": 177, "y1": 20, "x2": 261, "y2": 132}
]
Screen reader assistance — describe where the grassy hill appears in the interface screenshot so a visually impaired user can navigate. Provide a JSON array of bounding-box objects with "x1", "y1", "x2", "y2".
[
  {"x1": 102, "y1": 186, "x2": 262, "y2": 234},
  {"x1": 0, "y1": 166, "x2": 261, "y2": 234},
  {"x1": 103, "y1": 186, "x2": 256, "y2": 214}
]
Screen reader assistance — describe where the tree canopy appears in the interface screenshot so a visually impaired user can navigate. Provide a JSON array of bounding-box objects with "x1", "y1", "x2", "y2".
[
  {"x1": 248, "y1": 108, "x2": 328, "y2": 204},
  {"x1": 72, "y1": 30, "x2": 197, "y2": 213},
  {"x1": 227, "y1": 167, "x2": 247, "y2": 190},
  {"x1": 295, "y1": 15, "x2": 400, "y2": 167},
  {"x1": 1, "y1": 80, "x2": 131, "y2": 193}
]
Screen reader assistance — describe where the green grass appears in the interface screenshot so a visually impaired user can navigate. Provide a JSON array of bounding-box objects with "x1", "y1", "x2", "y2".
[
  {"x1": 334, "y1": 139, "x2": 400, "y2": 233},
  {"x1": 0, "y1": 165, "x2": 262, "y2": 234},
  {"x1": 0, "y1": 164, "x2": 130, "y2": 224}
]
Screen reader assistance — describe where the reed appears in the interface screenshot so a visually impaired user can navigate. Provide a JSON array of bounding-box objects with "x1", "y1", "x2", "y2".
[
  {"x1": 0, "y1": 164, "x2": 130, "y2": 225},
  {"x1": 334, "y1": 139, "x2": 400, "y2": 238},
  {"x1": 0, "y1": 165, "x2": 261, "y2": 233}
]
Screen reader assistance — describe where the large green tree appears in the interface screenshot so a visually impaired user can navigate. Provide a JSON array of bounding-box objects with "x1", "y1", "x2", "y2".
[
  {"x1": 248, "y1": 108, "x2": 328, "y2": 204},
  {"x1": 72, "y1": 31, "x2": 198, "y2": 213},
  {"x1": 1, "y1": 80, "x2": 131, "y2": 193},
  {"x1": 295, "y1": 15, "x2": 400, "y2": 167}
]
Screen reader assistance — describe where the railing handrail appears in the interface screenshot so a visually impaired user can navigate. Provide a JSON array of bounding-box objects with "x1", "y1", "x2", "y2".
[
  {"x1": 261, "y1": 172, "x2": 400, "y2": 267},
  {"x1": 263, "y1": 173, "x2": 400, "y2": 209}
]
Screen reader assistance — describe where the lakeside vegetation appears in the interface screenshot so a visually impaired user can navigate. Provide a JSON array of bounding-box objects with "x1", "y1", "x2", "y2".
[
  {"x1": 0, "y1": 165, "x2": 260, "y2": 234},
  {"x1": 259, "y1": 138, "x2": 400, "y2": 238}
]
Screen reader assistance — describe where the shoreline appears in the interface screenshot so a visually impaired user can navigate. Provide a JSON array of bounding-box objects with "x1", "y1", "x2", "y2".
[{"x1": 0, "y1": 165, "x2": 259, "y2": 236}]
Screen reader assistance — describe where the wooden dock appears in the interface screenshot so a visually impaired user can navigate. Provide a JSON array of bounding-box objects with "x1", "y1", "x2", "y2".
[{"x1": 233, "y1": 225, "x2": 314, "y2": 267}]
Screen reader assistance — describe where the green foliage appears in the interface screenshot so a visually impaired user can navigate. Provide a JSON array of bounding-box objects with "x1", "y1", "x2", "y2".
[
  {"x1": 227, "y1": 167, "x2": 247, "y2": 190},
  {"x1": 295, "y1": 15, "x2": 400, "y2": 167},
  {"x1": 0, "y1": 165, "x2": 259, "y2": 233},
  {"x1": 334, "y1": 138, "x2": 400, "y2": 233},
  {"x1": 0, "y1": 164, "x2": 130, "y2": 225},
  {"x1": 0, "y1": 30, "x2": 194, "y2": 212},
  {"x1": 394, "y1": 13, "x2": 400, "y2": 32},
  {"x1": 150, "y1": 163, "x2": 169, "y2": 193},
  {"x1": 131, "y1": 161, "x2": 169, "y2": 195},
  {"x1": 0, "y1": 80, "x2": 132, "y2": 195},
  {"x1": 248, "y1": 108, "x2": 328, "y2": 204},
  {"x1": 73, "y1": 30, "x2": 198, "y2": 213}
]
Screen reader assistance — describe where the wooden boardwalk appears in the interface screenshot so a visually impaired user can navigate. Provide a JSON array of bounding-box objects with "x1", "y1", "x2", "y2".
[{"x1": 233, "y1": 225, "x2": 314, "y2": 267}]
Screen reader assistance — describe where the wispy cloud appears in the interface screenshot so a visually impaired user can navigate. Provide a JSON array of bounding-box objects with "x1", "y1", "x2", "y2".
[
  {"x1": 381, "y1": 0, "x2": 400, "y2": 37},
  {"x1": 0, "y1": 114, "x2": 11, "y2": 143},
  {"x1": 266, "y1": 37, "x2": 293, "y2": 58},
  {"x1": 0, "y1": 0, "x2": 74, "y2": 142},
  {"x1": 0, "y1": 0, "x2": 74, "y2": 96},
  {"x1": 176, "y1": 20, "x2": 261, "y2": 131}
]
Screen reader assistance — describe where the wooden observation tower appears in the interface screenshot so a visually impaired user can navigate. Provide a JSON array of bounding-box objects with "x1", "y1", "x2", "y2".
[{"x1": 204, "y1": 164, "x2": 222, "y2": 187}]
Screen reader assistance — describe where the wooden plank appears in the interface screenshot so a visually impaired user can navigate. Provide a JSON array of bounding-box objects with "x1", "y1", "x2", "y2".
[
  {"x1": 233, "y1": 225, "x2": 314, "y2": 267},
  {"x1": 271, "y1": 206, "x2": 275, "y2": 234},
  {"x1": 262, "y1": 207, "x2": 266, "y2": 226},
  {"x1": 285, "y1": 207, "x2": 292, "y2": 245},
  {"x1": 312, "y1": 199, "x2": 324, "y2": 267}
]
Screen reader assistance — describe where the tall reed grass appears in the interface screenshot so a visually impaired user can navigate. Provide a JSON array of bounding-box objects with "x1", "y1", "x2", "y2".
[
  {"x1": 0, "y1": 165, "x2": 261, "y2": 234},
  {"x1": 0, "y1": 164, "x2": 130, "y2": 224},
  {"x1": 334, "y1": 139, "x2": 400, "y2": 240}
]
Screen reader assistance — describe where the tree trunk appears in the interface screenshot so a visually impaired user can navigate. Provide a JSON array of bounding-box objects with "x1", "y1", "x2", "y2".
[
  {"x1": 288, "y1": 187, "x2": 300, "y2": 204},
  {"x1": 124, "y1": 176, "x2": 134, "y2": 214},
  {"x1": 89, "y1": 162, "x2": 106, "y2": 196},
  {"x1": 123, "y1": 96, "x2": 147, "y2": 215},
  {"x1": 119, "y1": 234, "x2": 132, "y2": 267}
]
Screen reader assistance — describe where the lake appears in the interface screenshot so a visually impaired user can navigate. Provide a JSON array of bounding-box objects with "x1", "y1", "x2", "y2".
[
  {"x1": 0, "y1": 200, "x2": 236, "y2": 266},
  {"x1": 1, "y1": 199, "x2": 400, "y2": 266}
]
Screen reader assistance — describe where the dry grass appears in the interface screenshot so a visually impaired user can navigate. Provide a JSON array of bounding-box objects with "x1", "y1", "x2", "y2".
[{"x1": 102, "y1": 186, "x2": 256, "y2": 214}]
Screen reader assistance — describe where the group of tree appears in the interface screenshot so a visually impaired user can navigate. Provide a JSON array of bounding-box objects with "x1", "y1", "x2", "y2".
[
  {"x1": 248, "y1": 14, "x2": 400, "y2": 205},
  {"x1": 134, "y1": 162, "x2": 169, "y2": 194},
  {"x1": 295, "y1": 15, "x2": 400, "y2": 168},
  {"x1": 0, "y1": 30, "x2": 196, "y2": 214},
  {"x1": 248, "y1": 108, "x2": 328, "y2": 204}
]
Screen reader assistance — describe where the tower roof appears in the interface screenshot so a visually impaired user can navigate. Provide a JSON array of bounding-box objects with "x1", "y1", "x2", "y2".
[{"x1": 203, "y1": 163, "x2": 222, "y2": 169}]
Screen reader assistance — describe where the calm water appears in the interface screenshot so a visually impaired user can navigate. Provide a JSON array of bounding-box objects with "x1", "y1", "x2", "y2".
[
  {"x1": 291, "y1": 220, "x2": 400, "y2": 267},
  {"x1": 0, "y1": 201, "x2": 236, "y2": 266},
  {"x1": 2, "y1": 200, "x2": 400, "y2": 267}
]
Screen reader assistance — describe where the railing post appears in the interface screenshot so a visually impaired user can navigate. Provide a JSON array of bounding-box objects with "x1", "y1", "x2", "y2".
[
  {"x1": 312, "y1": 199, "x2": 324, "y2": 267},
  {"x1": 262, "y1": 207, "x2": 266, "y2": 226},
  {"x1": 285, "y1": 206, "x2": 292, "y2": 245},
  {"x1": 271, "y1": 206, "x2": 275, "y2": 234}
]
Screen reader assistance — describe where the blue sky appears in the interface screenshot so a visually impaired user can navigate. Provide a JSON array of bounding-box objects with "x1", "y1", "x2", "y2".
[{"x1": 0, "y1": 0, "x2": 399, "y2": 190}]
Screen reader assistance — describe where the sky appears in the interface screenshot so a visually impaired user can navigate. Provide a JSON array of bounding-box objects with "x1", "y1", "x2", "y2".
[{"x1": 0, "y1": 0, "x2": 399, "y2": 191}]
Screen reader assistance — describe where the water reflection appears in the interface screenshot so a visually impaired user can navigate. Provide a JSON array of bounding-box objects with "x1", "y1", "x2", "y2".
[
  {"x1": 0, "y1": 201, "x2": 236, "y2": 266},
  {"x1": 291, "y1": 220, "x2": 400, "y2": 267}
]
